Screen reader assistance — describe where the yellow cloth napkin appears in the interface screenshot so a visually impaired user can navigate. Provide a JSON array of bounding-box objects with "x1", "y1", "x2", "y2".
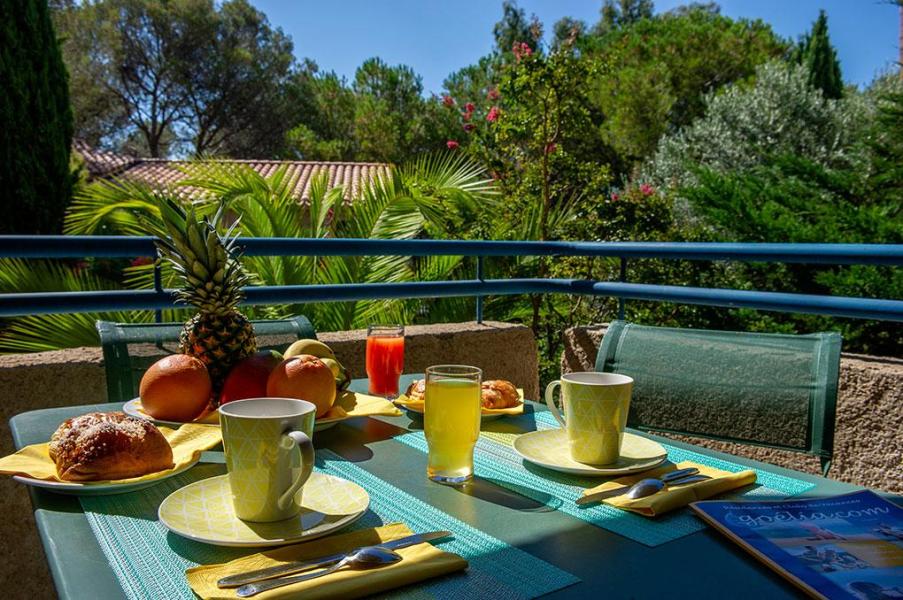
[
  {"x1": 0, "y1": 423, "x2": 222, "y2": 485},
  {"x1": 319, "y1": 391, "x2": 403, "y2": 422},
  {"x1": 186, "y1": 522, "x2": 468, "y2": 600},
  {"x1": 395, "y1": 388, "x2": 526, "y2": 416},
  {"x1": 580, "y1": 461, "x2": 757, "y2": 517}
]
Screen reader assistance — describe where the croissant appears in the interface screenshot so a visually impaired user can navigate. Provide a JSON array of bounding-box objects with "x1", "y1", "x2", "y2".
[
  {"x1": 480, "y1": 380, "x2": 521, "y2": 409},
  {"x1": 49, "y1": 412, "x2": 174, "y2": 481},
  {"x1": 404, "y1": 378, "x2": 521, "y2": 409}
]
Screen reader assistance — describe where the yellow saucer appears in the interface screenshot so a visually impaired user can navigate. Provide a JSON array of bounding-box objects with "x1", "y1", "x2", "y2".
[
  {"x1": 158, "y1": 472, "x2": 369, "y2": 547},
  {"x1": 513, "y1": 429, "x2": 667, "y2": 477}
]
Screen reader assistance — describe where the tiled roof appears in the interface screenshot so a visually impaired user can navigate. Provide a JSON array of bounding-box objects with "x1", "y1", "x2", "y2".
[{"x1": 73, "y1": 142, "x2": 389, "y2": 202}]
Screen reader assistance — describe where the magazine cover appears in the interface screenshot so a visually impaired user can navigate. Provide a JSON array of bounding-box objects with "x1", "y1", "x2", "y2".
[{"x1": 692, "y1": 490, "x2": 903, "y2": 600}]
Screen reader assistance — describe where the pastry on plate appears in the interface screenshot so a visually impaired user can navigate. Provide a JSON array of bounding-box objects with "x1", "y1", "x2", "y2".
[
  {"x1": 48, "y1": 412, "x2": 174, "y2": 481},
  {"x1": 480, "y1": 380, "x2": 521, "y2": 409},
  {"x1": 404, "y1": 378, "x2": 521, "y2": 409}
]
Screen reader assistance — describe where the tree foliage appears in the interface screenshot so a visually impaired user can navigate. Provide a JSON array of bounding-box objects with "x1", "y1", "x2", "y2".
[
  {"x1": 593, "y1": 0, "x2": 654, "y2": 36},
  {"x1": 584, "y1": 8, "x2": 786, "y2": 165},
  {"x1": 1, "y1": 0, "x2": 74, "y2": 234},
  {"x1": 53, "y1": 0, "x2": 297, "y2": 157},
  {"x1": 794, "y1": 10, "x2": 844, "y2": 100}
]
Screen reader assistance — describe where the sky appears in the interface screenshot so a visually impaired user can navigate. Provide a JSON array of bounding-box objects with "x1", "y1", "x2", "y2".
[{"x1": 251, "y1": 0, "x2": 902, "y2": 94}]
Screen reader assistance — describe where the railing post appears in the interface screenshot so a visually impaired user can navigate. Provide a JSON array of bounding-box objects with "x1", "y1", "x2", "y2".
[
  {"x1": 476, "y1": 256, "x2": 484, "y2": 324},
  {"x1": 153, "y1": 252, "x2": 163, "y2": 324},
  {"x1": 618, "y1": 257, "x2": 627, "y2": 321}
]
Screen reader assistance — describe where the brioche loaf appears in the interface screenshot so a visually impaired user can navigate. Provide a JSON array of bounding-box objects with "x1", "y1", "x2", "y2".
[{"x1": 48, "y1": 412, "x2": 174, "y2": 481}]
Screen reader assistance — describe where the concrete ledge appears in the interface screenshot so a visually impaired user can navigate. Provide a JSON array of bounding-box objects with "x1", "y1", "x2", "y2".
[
  {"x1": 0, "y1": 320, "x2": 537, "y2": 596},
  {"x1": 561, "y1": 325, "x2": 903, "y2": 493}
]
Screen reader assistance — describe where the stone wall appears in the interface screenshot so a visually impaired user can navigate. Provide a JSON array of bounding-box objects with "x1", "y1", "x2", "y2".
[
  {"x1": 561, "y1": 325, "x2": 903, "y2": 494},
  {"x1": 0, "y1": 320, "x2": 537, "y2": 597}
]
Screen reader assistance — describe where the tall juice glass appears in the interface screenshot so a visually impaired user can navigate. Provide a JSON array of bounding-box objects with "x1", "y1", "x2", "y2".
[
  {"x1": 424, "y1": 365, "x2": 482, "y2": 485},
  {"x1": 366, "y1": 325, "x2": 405, "y2": 399}
]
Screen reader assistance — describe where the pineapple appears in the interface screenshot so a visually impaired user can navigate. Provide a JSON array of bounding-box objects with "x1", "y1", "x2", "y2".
[{"x1": 155, "y1": 199, "x2": 257, "y2": 405}]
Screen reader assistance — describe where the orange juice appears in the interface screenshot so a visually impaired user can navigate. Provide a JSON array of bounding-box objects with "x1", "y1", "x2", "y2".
[{"x1": 424, "y1": 378, "x2": 481, "y2": 483}]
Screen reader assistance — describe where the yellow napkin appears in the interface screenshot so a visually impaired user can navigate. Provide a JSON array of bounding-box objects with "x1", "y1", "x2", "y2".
[
  {"x1": 395, "y1": 388, "x2": 526, "y2": 416},
  {"x1": 186, "y1": 522, "x2": 468, "y2": 600},
  {"x1": 319, "y1": 391, "x2": 403, "y2": 422},
  {"x1": 0, "y1": 423, "x2": 222, "y2": 485},
  {"x1": 580, "y1": 461, "x2": 757, "y2": 517}
]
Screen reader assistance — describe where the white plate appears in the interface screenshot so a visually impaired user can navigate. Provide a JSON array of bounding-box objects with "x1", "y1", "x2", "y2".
[
  {"x1": 124, "y1": 398, "x2": 339, "y2": 432},
  {"x1": 12, "y1": 457, "x2": 200, "y2": 496},
  {"x1": 513, "y1": 428, "x2": 668, "y2": 477},
  {"x1": 158, "y1": 472, "x2": 369, "y2": 547}
]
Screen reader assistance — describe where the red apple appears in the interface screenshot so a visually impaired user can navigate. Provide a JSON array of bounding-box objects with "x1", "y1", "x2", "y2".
[{"x1": 219, "y1": 350, "x2": 283, "y2": 405}]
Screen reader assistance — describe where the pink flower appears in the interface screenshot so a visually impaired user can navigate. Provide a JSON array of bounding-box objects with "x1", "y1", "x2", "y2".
[
  {"x1": 462, "y1": 111, "x2": 472, "y2": 121},
  {"x1": 463, "y1": 123, "x2": 475, "y2": 132},
  {"x1": 464, "y1": 102, "x2": 475, "y2": 113},
  {"x1": 130, "y1": 256, "x2": 154, "y2": 267},
  {"x1": 611, "y1": 192, "x2": 620, "y2": 201},
  {"x1": 446, "y1": 140, "x2": 459, "y2": 149},
  {"x1": 513, "y1": 42, "x2": 533, "y2": 61},
  {"x1": 486, "y1": 106, "x2": 500, "y2": 122},
  {"x1": 442, "y1": 95, "x2": 455, "y2": 107},
  {"x1": 487, "y1": 88, "x2": 500, "y2": 101},
  {"x1": 639, "y1": 183, "x2": 654, "y2": 196},
  {"x1": 544, "y1": 142, "x2": 557, "y2": 154}
]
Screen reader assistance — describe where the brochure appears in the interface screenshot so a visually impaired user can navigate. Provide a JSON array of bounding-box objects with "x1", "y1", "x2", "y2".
[{"x1": 691, "y1": 490, "x2": 903, "y2": 599}]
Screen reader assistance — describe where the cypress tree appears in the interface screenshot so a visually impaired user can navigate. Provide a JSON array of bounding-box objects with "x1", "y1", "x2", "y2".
[
  {"x1": 796, "y1": 10, "x2": 844, "y2": 100},
  {"x1": 0, "y1": 0, "x2": 74, "y2": 234}
]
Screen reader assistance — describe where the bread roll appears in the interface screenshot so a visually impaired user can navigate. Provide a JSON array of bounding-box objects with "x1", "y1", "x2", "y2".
[{"x1": 49, "y1": 412, "x2": 174, "y2": 481}]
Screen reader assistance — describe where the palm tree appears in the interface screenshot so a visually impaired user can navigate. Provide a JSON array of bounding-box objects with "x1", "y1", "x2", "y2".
[{"x1": 0, "y1": 153, "x2": 495, "y2": 352}]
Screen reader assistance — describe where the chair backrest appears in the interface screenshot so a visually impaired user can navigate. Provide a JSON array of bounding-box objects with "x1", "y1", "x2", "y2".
[
  {"x1": 595, "y1": 320, "x2": 841, "y2": 467},
  {"x1": 96, "y1": 315, "x2": 316, "y2": 404}
]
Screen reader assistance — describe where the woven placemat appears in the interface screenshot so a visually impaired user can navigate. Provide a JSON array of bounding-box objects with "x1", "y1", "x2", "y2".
[
  {"x1": 80, "y1": 450, "x2": 579, "y2": 600},
  {"x1": 395, "y1": 411, "x2": 815, "y2": 547}
]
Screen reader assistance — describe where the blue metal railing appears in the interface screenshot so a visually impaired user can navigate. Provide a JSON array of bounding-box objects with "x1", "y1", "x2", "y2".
[{"x1": 1, "y1": 236, "x2": 902, "y2": 322}]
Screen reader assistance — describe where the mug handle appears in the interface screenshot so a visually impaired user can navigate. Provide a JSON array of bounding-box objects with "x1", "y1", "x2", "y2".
[
  {"x1": 277, "y1": 430, "x2": 314, "y2": 511},
  {"x1": 544, "y1": 380, "x2": 566, "y2": 427}
]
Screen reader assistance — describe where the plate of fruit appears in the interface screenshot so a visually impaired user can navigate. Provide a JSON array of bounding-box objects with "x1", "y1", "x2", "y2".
[{"x1": 125, "y1": 339, "x2": 352, "y2": 432}]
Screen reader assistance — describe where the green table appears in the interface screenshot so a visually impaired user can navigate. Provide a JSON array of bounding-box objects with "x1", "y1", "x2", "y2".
[{"x1": 9, "y1": 376, "x2": 879, "y2": 599}]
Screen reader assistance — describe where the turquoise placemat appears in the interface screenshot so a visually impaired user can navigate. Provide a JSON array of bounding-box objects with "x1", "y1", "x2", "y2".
[
  {"x1": 80, "y1": 450, "x2": 579, "y2": 600},
  {"x1": 395, "y1": 410, "x2": 816, "y2": 547}
]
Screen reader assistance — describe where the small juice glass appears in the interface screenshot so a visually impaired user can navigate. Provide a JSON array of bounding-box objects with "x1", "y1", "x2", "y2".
[
  {"x1": 424, "y1": 365, "x2": 482, "y2": 485},
  {"x1": 366, "y1": 325, "x2": 405, "y2": 399}
]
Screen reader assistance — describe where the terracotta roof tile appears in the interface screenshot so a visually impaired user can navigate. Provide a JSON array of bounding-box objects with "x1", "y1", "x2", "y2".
[{"x1": 74, "y1": 143, "x2": 389, "y2": 202}]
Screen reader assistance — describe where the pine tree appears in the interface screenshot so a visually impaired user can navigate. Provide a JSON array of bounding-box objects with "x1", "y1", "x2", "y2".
[
  {"x1": 0, "y1": 0, "x2": 74, "y2": 234},
  {"x1": 795, "y1": 10, "x2": 844, "y2": 99}
]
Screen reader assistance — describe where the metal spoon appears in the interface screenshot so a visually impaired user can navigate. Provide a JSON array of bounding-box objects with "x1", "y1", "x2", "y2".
[
  {"x1": 236, "y1": 546, "x2": 403, "y2": 597},
  {"x1": 626, "y1": 474, "x2": 711, "y2": 499}
]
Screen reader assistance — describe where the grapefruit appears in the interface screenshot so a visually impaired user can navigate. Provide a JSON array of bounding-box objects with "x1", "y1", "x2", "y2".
[
  {"x1": 139, "y1": 354, "x2": 211, "y2": 422},
  {"x1": 266, "y1": 354, "x2": 336, "y2": 417},
  {"x1": 220, "y1": 350, "x2": 283, "y2": 405}
]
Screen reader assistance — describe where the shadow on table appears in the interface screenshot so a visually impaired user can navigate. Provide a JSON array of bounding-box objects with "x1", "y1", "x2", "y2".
[{"x1": 454, "y1": 477, "x2": 559, "y2": 513}]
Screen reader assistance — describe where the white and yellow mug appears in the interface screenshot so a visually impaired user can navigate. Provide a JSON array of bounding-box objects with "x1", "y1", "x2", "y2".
[
  {"x1": 545, "y1": 372, "x2": 634, "y2": 465},
  {"x1": 219, "y1": 398, "x2": 316, "y2": 522}
]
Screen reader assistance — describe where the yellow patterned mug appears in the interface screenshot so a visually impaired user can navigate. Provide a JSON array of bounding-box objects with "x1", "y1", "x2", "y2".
[
  {"x1": 545, "y1": 372, "x2": 634, "y2": 465},
  {"x1": 219, "y1": 398, "x2": 316, "y2": 522}
]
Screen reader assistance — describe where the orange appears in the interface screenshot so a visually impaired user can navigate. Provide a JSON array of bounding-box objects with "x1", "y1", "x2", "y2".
[
  {"x1": 266, "y1": 355, "x2": 336, "y2": 418},
  {"x1": 139, "y1": 354, "x2": 212, "y2": 422}
]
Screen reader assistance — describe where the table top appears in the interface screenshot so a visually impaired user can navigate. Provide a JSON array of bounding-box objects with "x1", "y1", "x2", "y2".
[{"x1": 10, "y1": 375, "x2": 878, "y2": 600}]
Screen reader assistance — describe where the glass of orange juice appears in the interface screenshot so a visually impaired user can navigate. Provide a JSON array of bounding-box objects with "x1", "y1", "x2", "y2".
[
  {"x1": 424, "y1": 365, "x2": 482, "y2": 485},
  {"x1": 366, "y1": 325, "x2": 405, "y2": 399}
]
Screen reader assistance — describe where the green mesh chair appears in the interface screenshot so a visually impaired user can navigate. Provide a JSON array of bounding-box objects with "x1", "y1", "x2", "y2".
[
  {"x1": 595, "y1": 320, "x2": 842, "y2": 475},
  {"x1": 96, "y1": 316, "x2": 316, "y2": 404}
]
